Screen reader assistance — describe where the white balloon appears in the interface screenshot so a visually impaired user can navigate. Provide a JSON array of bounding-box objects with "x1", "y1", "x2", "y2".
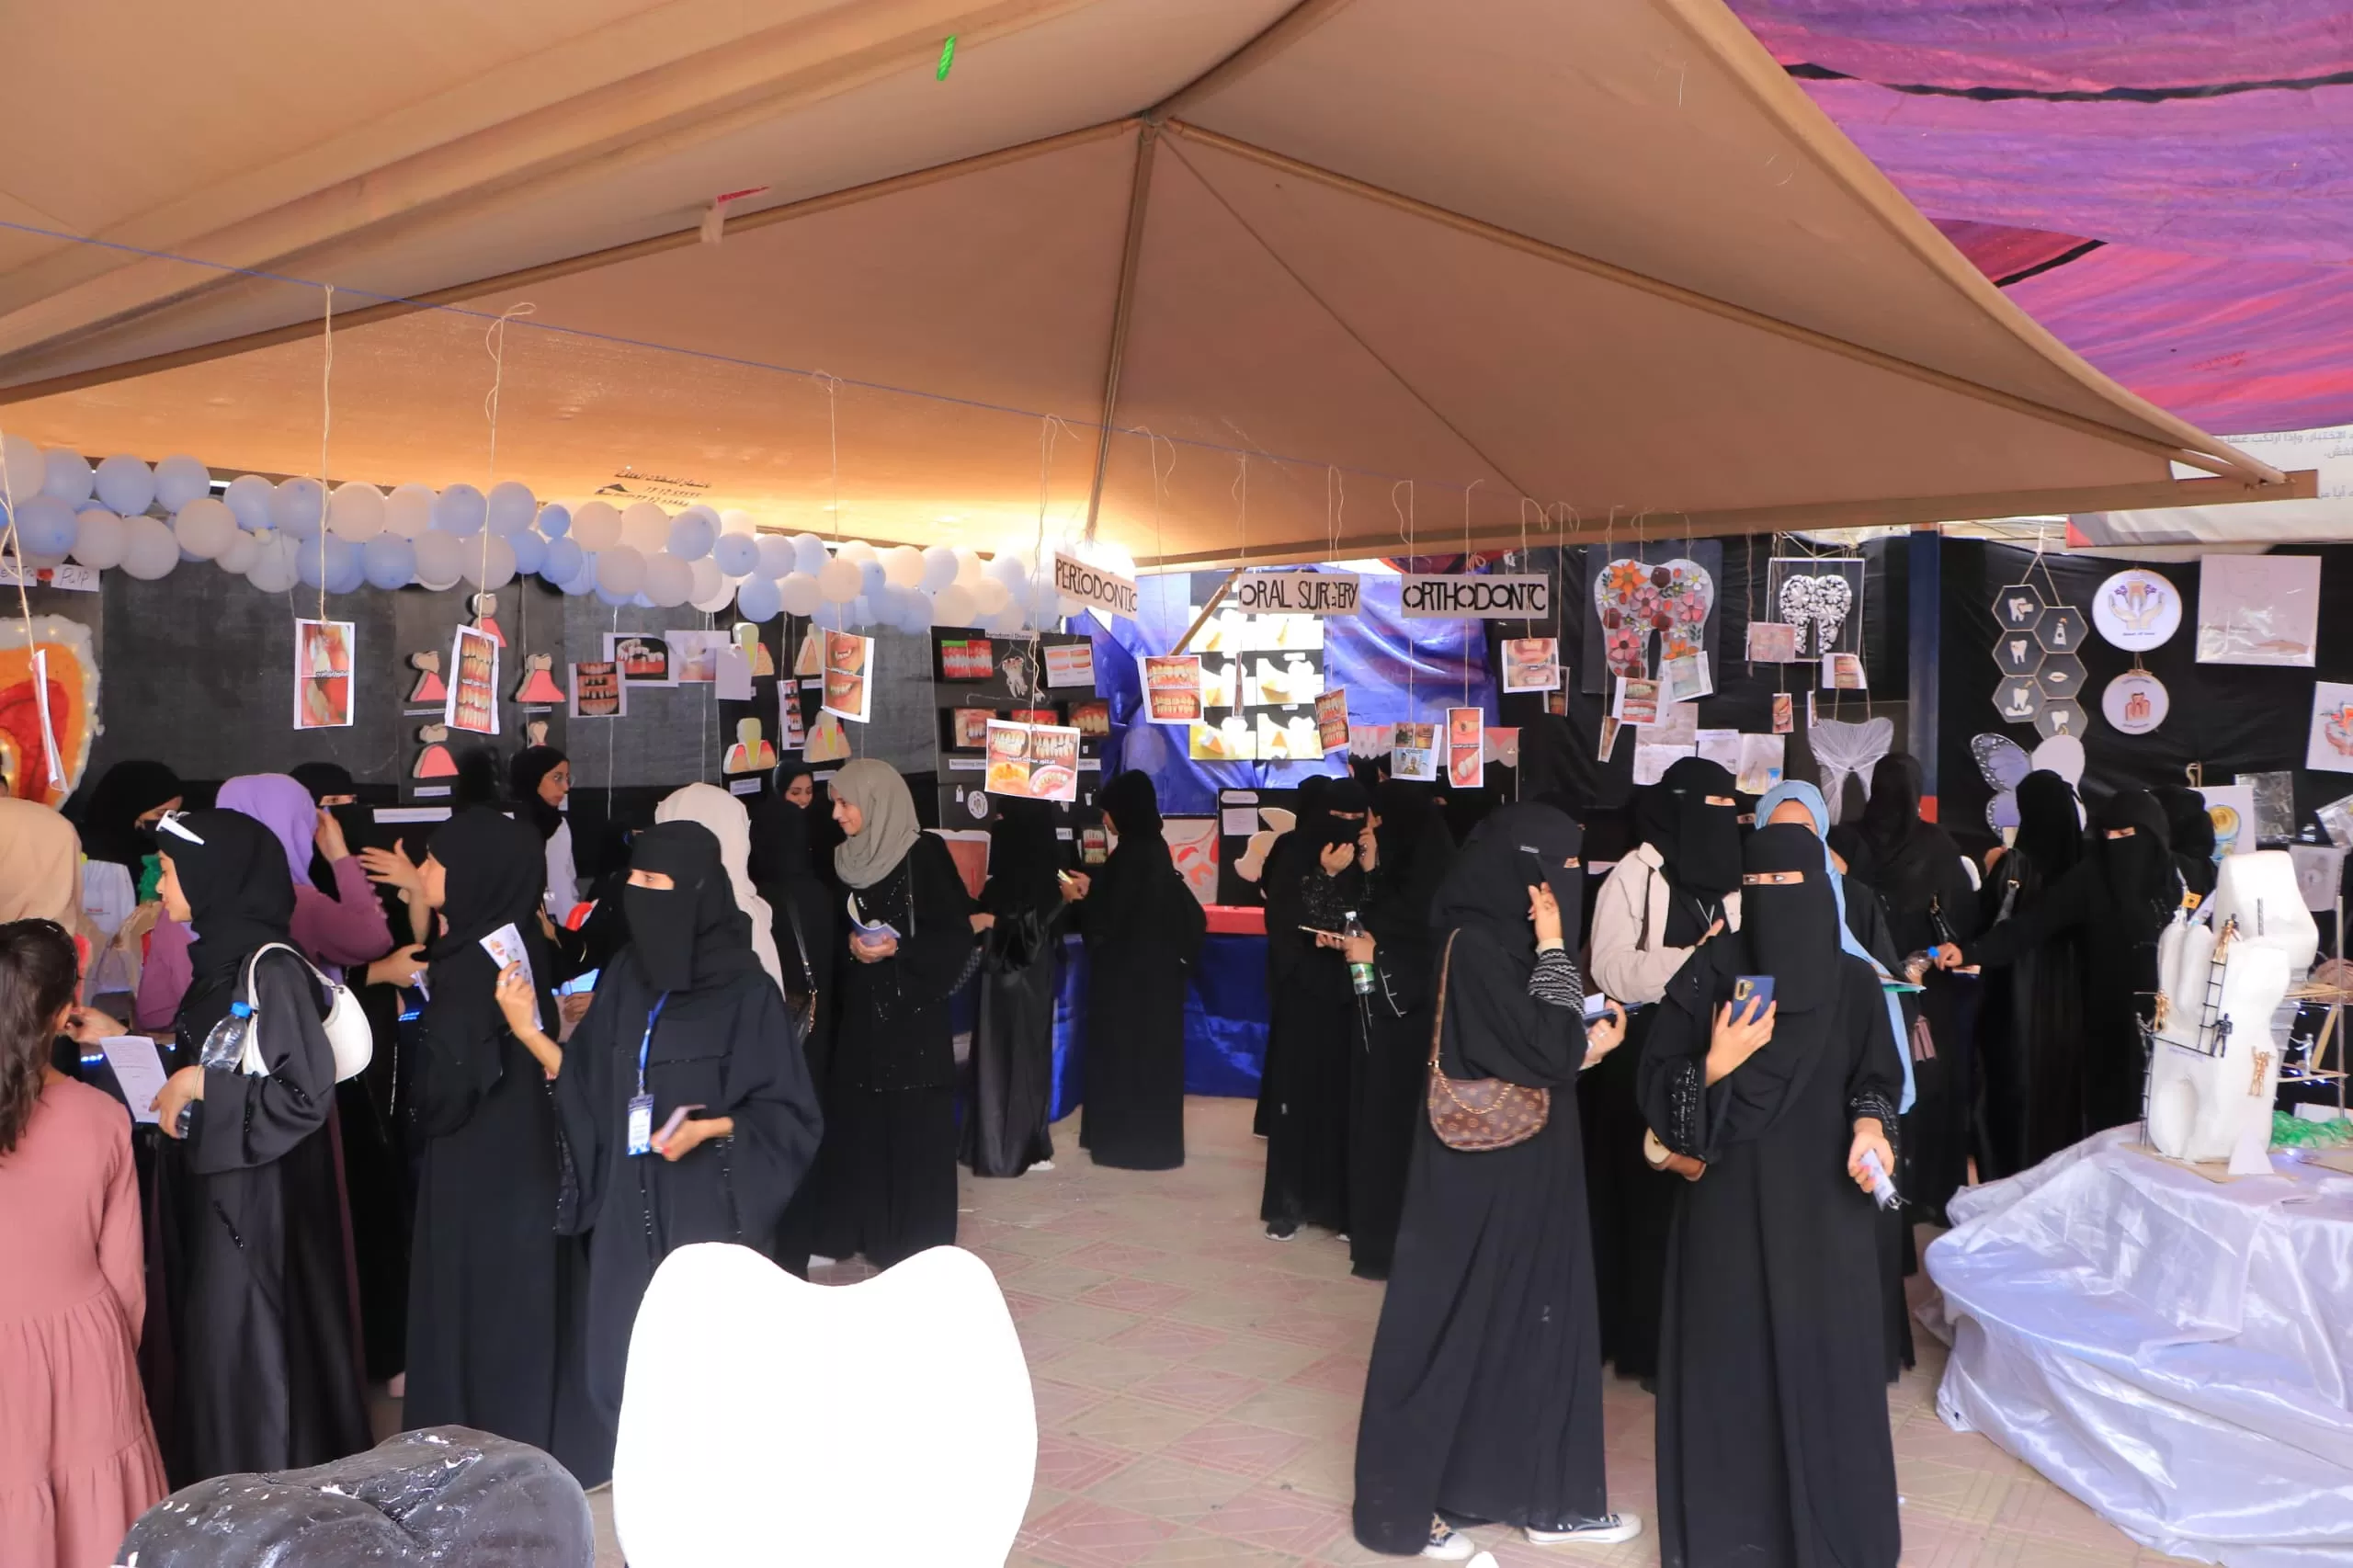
[
  {"x1": 246, "y1": 534, "x2": 302, "y2": 593},
  {"x1": 153, "y1": 455, "x2": 212, "y2": 512},
  {"x1": 485, "y1": 481, "x2": 537, "y2": 537},
  {"x1": 931, "y1": 584, "x2": 977, "y2": 626},
  {"x1": 384, "y1": 483, "x2": 435, "y2": 539},
  {"x1": 790, "y1": 533, "x2": 829, "y2": 576},
  {"x1": 921, "y1": 546, "x2": 960, "y2": 592},
  {"x1": 597, "y1": 544, "x2": 647, "y2": 597},
  {"x1": 817, "y1": 557, "x2": 862, "y2": 603},
  {"x1": 271, "y1": 476, "x2": 328, "y2": 538},
  {"x1": 719, "y1": 507, "x2": 757, "y2": 536},
  {"x1": 688, "y1": 556, "x2": 723, "y2": 602},
  {"x1": 779, "y1": 572, "x2": 823, "y2": 618},
  {"x1": 216, "y1": 529, "x2": 263, "y2": 575},
  {"x1": 952, "y1": 548, "x2": 984, "y2": 588},
  {"x1": 881, "y1": 544, "x2": 925, "y2": 588},
  {"x1": 94, "y1": 454, "x2": 156, "y2": 517},
  {"x1": 984, "y1": 553, "x2": 1029, "y2": 592},
  {"x1": 328, "y1": 481, "x2": 386, "y2": 541},
  {"x1": 460, "y1": 535, "x2": 518, "y2": 589},
  {"x1": 70, "y1": 508, "x2": 127, "y2": 569},
  {"x1": 413, "y1": 529, "x2": 468, "y2": 589},
  {"x1": 972, "y1": 577, "x2": 1013, "y2": 616},
  {"x1": 41, "y1": 448, "x2": 94, "y2": 505},
  {"x1": 572, "y1": 499, "x2": 623, "y2": 552},
  {"x1": 754, "y1": 535, "x2": 796, "y2": 580},
  {"x1": 433, "y1": 483, "x2": 487, "y2": 536},
  {"x1": 643, "y1": 551, "x2": 695, "y2": 608},
  {"x1": 223, "y1": 473, "x2": 275, "y2": 531},
  {"x1": 837, "y1": 539, "x2": 877, "y2": 565},
  {"x1": 116, "y1": 515, "x2": 178, "y2": 580},
  {"x1": 173, "y1": 496, "x2": 238, "y2": 559},
  {"x1": 666, "y1": 510, "x2": 716, "y2": 562},
  {"x1": 620, "y1": 501, "x2": 670, "y2": 554}
]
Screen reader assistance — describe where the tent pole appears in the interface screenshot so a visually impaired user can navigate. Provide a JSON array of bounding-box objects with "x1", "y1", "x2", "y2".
[
  {"x1": 1173, "y1": 570, "x2": 1242, "y2": 654},
  {"x1": 1908, "y1": 524, "x2": 1941, "y2": 820},
  {"x1": 1081, "y1": 123, "x2": 1160, "y2": 543}
]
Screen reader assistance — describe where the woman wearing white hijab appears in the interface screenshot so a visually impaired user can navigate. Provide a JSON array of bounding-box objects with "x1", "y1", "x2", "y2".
[{"x1": 655, "y1": 783, "x2": 784, "y2": 993}]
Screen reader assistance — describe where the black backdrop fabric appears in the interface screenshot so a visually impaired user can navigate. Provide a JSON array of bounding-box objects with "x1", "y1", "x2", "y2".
[{"x1": 1938, "y1": 540, "x2": 2352, "y2": 855}]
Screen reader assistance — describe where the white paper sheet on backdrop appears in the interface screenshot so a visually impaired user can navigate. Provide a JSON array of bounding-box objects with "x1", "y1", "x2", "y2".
[
  {"x1": 1927, "y1": 1130, "x2": 2353, "y2": 1568},
  {"x1": 1631, "y1": 742, "x2": 1694, "y2": 786},
  {"x1": 2306, "y1": 681, "x2": 2353, "y2": 774},
  {"x1": 2198, "y1": 554, "x2": 2320, "y2": 666},
  {"x1": 2194, "y1": 784, "x2": 2256, "y2": 855}
]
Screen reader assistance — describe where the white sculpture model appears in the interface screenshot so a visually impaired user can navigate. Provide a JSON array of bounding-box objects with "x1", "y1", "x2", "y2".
[
  {"x1": 613, "y1": 1244, "x2": 1037, "y2": 1568},
  {"x1": 2148, "y1": 850, "x2": 2316, "y2": 1171}
]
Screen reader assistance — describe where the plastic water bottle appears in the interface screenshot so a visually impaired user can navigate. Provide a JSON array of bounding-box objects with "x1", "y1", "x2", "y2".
[
  {"x1": 199, "y1": 999, "x2": 255, "y2": 1073},
  {"x1": 1344, "y1": 912, "x2": 1375, "y2": 996}
]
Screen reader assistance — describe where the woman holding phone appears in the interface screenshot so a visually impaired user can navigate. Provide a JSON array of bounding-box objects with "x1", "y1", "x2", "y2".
[{"x1": 1637, "y1": 823, "x2": 1903, "y2": 1568}]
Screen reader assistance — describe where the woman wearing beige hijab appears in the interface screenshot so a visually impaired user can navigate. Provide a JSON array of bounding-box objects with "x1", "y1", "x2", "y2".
[
  {"x1": 654, "y1": 782, "x2": 785, "y2": 992},
  {"x1": 0, "y1": 798, "x2": 84, "y2": 929}
]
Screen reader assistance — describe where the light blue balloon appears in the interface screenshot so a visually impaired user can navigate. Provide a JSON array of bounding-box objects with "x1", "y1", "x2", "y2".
[
  {"x1": 632, "y1": 592, "x2": 655, "y2": 609},
  {"x1": 595, "y1": 583, "x2": 633, "y2": 607},
  {"x1": 537, "y1": 503, "x2": 572, "y2": 540},
  {"x1": 813, "y1": 601, "x2": 848, "y2": 631},
  {"x1": 735, "y1": 574, "x2": 783, "y2": 623},
  {"x1": 508, "y1": 529, "x2": 547, "y2": 575},
  {"x1": 94, "y1": 455, "x2": 156, "y2": 517},
  {"x1": 850, "y1": 594, "x2": 875, "y2": 628},
  {"x1": 791, "y1": 533, "x2": 828, "y2": 576},
  {"x1": 361, "y1": 533, "x2": 416, "y2": 590},
  {"x1": 561, "y1": 551, "x2": 600, "y2": 596},
  {"x1": 921, "y1": 546, "x2": 959, "y2": 591},
  {"x1": 541, "y1": 536, "x2": 585, "y2": 584},
  {"x1": 15, "y1": 495, "x2": 77, "y2": 556},
  {"x1": 296, "y1": 534, "x2": 356, "y2": 590},
  {"x1": 222, "y1": 473, "x2": 274, "y2": 531},
  {"x1": 434, "y1": 483, "x2": 487, "y2": 536},
  {"x1": 755, "y1": 535, "x2": 796, "y2": 580},
  {"x1": 1029, "y1": 573, "x2": 1062, "y2": 614},
  {"x1": 271, "y1": 476, "x2": 326, "y2": 539},
  {"x1": 985, "y1": 554, "x2": 1029, "y2": 591},
  {"x1": 153, "y1": 455, "x2": 212, "y2": 513},
  {"x1": 324, "y1": 546, "x2": 368, "y2": 596},
  {"x1": 858, "y1": 560, "x2": 887, "y2": 597},
  {"x1": 485, "y1": 481, "x2": 537, "y2": 537},
  {"x1": 666, "y1": 511, "x2": 716, "y2": 562},
  {"x1": 711, "y1": 532, "x2": 758, "y2": 576}
]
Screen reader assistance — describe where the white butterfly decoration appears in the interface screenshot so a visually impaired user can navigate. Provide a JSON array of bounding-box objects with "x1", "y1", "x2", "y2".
[{"x1": 1972, "y1": 732, "x2": 2087, "y2": 835}]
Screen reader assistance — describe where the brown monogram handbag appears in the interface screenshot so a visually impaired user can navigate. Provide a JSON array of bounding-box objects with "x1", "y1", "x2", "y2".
[{"x1": 1425, "y1": 932, "x2": 1551, "y2": 1151}]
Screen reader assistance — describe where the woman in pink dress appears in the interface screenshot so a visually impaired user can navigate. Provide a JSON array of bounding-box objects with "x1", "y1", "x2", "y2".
[{"x1": 0, "y1": 917, "x2": 167, "y2": 1568}]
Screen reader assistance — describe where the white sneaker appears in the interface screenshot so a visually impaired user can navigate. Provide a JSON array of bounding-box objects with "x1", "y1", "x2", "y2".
[
  {"x1": 808, "y1": 1255, "x2": 837, "y2": 1268},
  {"x1": 1525, "y1": 1513, "x2": 1643, "y2": 1547},
  {"x1": 1422, "y1": 1519, "x2": 1474, "y2": 1561},
  {"x1": 1030, "y1": 1160, "x2": 1055, "y2": 1173}
]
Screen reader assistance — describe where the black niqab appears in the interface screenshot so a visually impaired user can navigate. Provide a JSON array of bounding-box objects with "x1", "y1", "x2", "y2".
[
  {"x1": 983, "y1": 801, "x2": 1063, "y2": 918},
  {"x1": 163, "y1": 808, "x2": 298, "y2": 1036},
  {"x1": 1739, "y1": 823, "x2": 1844, "y2": 1013},
  {"x1": 1643, "y1": 757, "x2": 1740, "y2": 898},
  {"x1": 417, "y1": 809, "x2": 558, "y2": 1135},
  {"x1": 510, "y1": 747, "x2": 568, "y2": 842},
  {"x1": 1430, "y1": 803, "x2": 1584, "y2": 960},
  {"x1": 621, "y1": 821, "x2": 763, "y2": 994},
  {"x1": 2094, "y1": 790, "x2": 2177, "y2": 927},
  {"x1": 80, "y1": 758, "x2": 181, "y2": 868},
  {"x1": 2013, "y1": 770, "x2": 2084, "y2": 877}
]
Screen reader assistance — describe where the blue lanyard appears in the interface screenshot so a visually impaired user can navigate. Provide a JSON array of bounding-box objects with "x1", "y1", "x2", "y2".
[{"x1": 634, "y1": 992, "x2": 670, "y2": 1097}]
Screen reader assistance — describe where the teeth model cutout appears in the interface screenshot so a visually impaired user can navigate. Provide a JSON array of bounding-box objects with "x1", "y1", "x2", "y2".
[
  {"x1": 1594, "y1": 557, "x2": 1714, "y2": 679},
  {"x1": 1778, "y1": 574, "x2": 1854, "y2": 657}
]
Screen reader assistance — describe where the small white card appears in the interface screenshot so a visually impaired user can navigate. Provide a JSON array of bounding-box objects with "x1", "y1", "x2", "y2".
[
  {"x1": 99, "y1": 1035, "x2": 170, "y2": 1124},
  {"x1": 479, "y1": 922, "x2": 542, "y2": 1030}
]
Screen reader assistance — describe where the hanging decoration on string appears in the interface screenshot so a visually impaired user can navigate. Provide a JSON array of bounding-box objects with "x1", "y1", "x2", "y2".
[{"x1": 1581, "y1": 541, "x2": 1720, "y2": 693}]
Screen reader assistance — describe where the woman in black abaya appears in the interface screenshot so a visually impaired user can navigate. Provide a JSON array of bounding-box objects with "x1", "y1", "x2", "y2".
[
  {"x1": 1256, "y1": 775, "x2": 1332, "y2": 1138},
  {"x1": 1259, "y1": 777, "x2": 1369, "y2": 1240},
  {"x1": 2154, "y1": 784, "x2": 2219, "y2": 903},
  {"x1": 1343, "y1": 779, "x2": 1454, "y2": 1279},
  {"x1": 1973, "y1": 770, "x2": 2086, "y2": 1177},
  {"x1": 1353, "y1": 804, "x2": 1638, "y2": 1559},
  {"x1": 1584, "y1": 756, "x2": 1742, "y2": 1381},
  {"x1": 1071, "y1": 772, "x2": 1205, "y2": 1171},
  {"x1": 749, "y1": 788, "x2": 839, "y2": 1276},
  {"x1": 139, "y1": 810, "x2": 370, "y2": 1483},
  {"x1": 1943, "y1": 790, "x2": 2182, "y2": 1138},
  {"x1": 553, "y1": 821, "x2": 822, "y2": 1481},
  {"x1": 1639, "y1": 824, "x2": 1904, "y2": 1568},
  {"x1": 404, "y1": 809, "x2": 599, "y2": 1480},
  {"x1": 963, "y1": 800, "x2": 1068, "y2": 1177},
  {"x1": 816, "y1": 759, "x2": 975, "y2": 1267}
]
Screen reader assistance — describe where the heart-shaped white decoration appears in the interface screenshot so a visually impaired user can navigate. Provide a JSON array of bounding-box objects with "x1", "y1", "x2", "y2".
[
  {"x1": 1594, "y1": 556, "x2": 1716, "y2": 679},
  {"x1": 1779, "y1": 574, "x2": 1854, "y2": 656}
]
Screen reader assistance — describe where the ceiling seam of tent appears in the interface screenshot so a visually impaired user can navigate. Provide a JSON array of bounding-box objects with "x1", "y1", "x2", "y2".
[
  {"x1": 1158, "y1": 119, "x2": 2252, "y2": 486},
  {"x1": 1080, "y1": 121, "x2": 1159, "y2": 545},
  {"x1": 1151, "y1": 0, "x2": 1359, "y2": 121},
  {"x1": 1154, "y1": 135, "x2": 1538, "y2": 514}
]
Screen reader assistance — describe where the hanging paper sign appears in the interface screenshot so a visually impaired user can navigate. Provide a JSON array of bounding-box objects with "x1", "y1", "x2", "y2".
[
  {"x1": 607, "y1": 633, "x2": 675, "y2": 687},
  {"x1": 2306, "y1": 682, "x2": 2353, "y2": 774},
  {"x1": 803, "y1": 710, "x2": 851, "y2": 763},
  {"x1": 1143, "y1": 654, "x2": 1203, "y2": 723},
  {"x1": 1820, "y1": 653, "x2": 1867, "y2": 690},
  {"x1": 1043, "y1": 642, "x2": 1096, "y2": 689},
  {"x1": 1771, "y1": 694, "x2": 1793, "y2": 734},
  {"x1": 2101, "y1": 671, "x2": 2167, "y2": 734},
  {"x1": 1746, "y1": 622, "x2": 1799, "y2": 663},
  {"x1": 293, "y1": 619, "x2": 355, "y2": 730},
  {"x1": 1597, "y1": 716, "x2": 1624, "y2": 762},
  {"x1": 1072, "y1": 699, "x2": 1110, "y2": 737},
  {"x1": 1501, "y1": 636, "x2": 1561, "y2": 694},
  {"x1": 2091, "y1": 568, "x2": 2180, "y2": 652},
  {"x1": 1316, "y1": 689, "x2": 1349, "y2": 752},
  {"x1": 984, "y1": 720, "x2": 1081, "y2": 802},
  {"x1": 1051, "y1": 554, "x2": 1137, "y2": 620},
  {"x1": 821, "y1": 631, "x2": 873, "y2": 723},
  {"x1": 571, "y1": 661, "x2": 625, "y2": 719},
  {"x1": 1232, "y1": 571, "x2": 1360, "y2": 616},
  {"x1": 1392, "y1": 722, "x2": 1438, "y2": 781},
  {"x1": 1400, "y1": 574, "x2": 1552, "y2": 620},
  {"x1": 1188, "y1": 717, "x2": 1255, "y2": 761},
  {"x1": 722, "y1": 717, "x2": 778, "y2": 775},
  {"x1": 1446, "y1": 708, "x2": 1484, "y2": 789},
  {"x1": 1612, "y1": 677, "x2": 1660, "y2": 727},
  {"x1": 446, "y1": 625, "x2": 500, "y2": 736},
  {"x1": 1661, "y1": 653, "x2": 1712, "y2": 704},
  {"x1": 938, "y1": 635, "x2": 994, "y2": 682},
  {"x1": 779, "y1": 684, "x2": 805, "y2": 749},
  {"x1": 1736, "y1": 734, "x2": 1786, "y2": 795}
]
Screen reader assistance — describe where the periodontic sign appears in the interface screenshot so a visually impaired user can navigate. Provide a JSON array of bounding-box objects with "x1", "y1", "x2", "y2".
[
  {"x1": 1051, "y1": 554, "x2": 1138, "y2": 620},
  {"x1": 1231, "y1": 572, "x2": 1360, "y2": 616},
  {"x1": 1399, "y1": 574, "x2": 1552, "y2": 620}
]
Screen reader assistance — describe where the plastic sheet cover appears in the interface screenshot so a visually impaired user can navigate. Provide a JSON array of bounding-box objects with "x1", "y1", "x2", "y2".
[{"x1": 1927, "y1": 1129, "x2": 2353, "y2": 1566}]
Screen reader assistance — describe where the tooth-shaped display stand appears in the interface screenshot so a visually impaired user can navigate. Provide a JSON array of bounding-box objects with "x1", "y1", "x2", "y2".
[
  {"x1": 2147, "y1": 851, "x2": 2315, "y2": 1172},
  {"x1": 614, "y1": 1244, "x2": 1035, "y2": 1568}
]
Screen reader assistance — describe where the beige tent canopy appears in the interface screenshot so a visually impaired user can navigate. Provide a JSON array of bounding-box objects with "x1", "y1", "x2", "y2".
[{"x1": 0, "y1": 0, "x2": 2307, "y2": 566}]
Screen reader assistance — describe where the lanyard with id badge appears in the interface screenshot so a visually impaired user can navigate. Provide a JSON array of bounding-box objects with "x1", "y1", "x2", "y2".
[{"x1": 627, "y1": 993, "x2": 670, "y2": 1157}]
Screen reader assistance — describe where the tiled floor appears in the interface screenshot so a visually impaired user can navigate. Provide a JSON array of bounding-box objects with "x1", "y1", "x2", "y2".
[{"x1": 582, "y1": 1096, "x2": 2202, "y2": 1566}]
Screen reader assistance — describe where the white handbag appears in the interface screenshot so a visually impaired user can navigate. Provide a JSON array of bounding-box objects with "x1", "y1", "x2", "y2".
[{"x1": 233, "y1": 943, "x2": 375, "y2": 1084}]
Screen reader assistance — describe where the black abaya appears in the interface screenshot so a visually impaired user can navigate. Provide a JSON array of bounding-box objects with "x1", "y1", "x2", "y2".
[
  {"x1": 1973, "y1": 773, "x2": 2087, "y2": 1176},
  {"x1": 1074, "y1": 773, "x2": 1206, "y2": 1170},
  {"x1": 1639, "y1": 825, "x2": 1903, "y2": 1568},
  {"x1": 154, "y1": 809, "x2": 370, "y2": 1484},
  {"x1": 1354, "y1": 805, "x2": 1612, "y2": 1551},
  {"x1": 751, "y1": 795, "x2": 841, "y2": 1275},
  {"x1": 403, "y1": 810, "x2": 601, "y2": 1483},
  {"x1": 552, "y1": 822, "x2": 823, "y2": 1479},
  {"x1": 963, "y1": 801, "x2": 1065, "y2": 1177},
  {"x1": 1260, "y1": 779, "x2": 1368, "y2": 1233}
]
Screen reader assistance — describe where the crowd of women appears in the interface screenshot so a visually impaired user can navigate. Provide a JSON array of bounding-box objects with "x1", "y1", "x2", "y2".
[{"x1": 0, "y1": 744, "x2": 1206, "y2": 1568}]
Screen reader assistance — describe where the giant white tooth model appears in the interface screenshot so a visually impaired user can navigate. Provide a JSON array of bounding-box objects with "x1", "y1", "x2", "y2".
[{"x1": 2147, "y1": 850, "x2": 2316, "y2": 1171}]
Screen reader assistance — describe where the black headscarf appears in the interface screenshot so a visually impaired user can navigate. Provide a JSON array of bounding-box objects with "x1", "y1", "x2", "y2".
[
  {"x1": 1430, "y1": 802, "x2": 1584, "y2": 962},
  {"x1": 1371, "y1": 778, "x2": 1446, "y2": 885},
  {"x1": 983, "y1": 800, "x2": 1065, "y2": 918},
  {"x1": 747, "y1": 793, "x2": 820, "y2": 888},
  {"x1": 2013, "y1": 770, "x2": 2084, "y2": 878},
  {"x1": 1852, "y1": 753, "x2": 1959, "y2": 910},
  {"x1": 1739, "y1": 822, "x2": 1846, "y2": 1012},
  {"x1": 428, "y1": 808, "x2": 550, "y2": 959},
  {"x1": 418, "y1": 809, "x2": 557, "y2": 1131},
  {"x1": 1517, "y1": 713, "x2": 1582, "y2": 814},
  {"x1": 510, "y1": 746, "x2": 568, "y2": 842},
  {"x1": 79, "y1": 759, "x2": 181, "y2": 869},
  {"x1": 1100, "y1": 770, "x2": 1168, "y2": 867},
  {"x1": 452, "y1": 745, "x2": 504, "y2": 809},
  {"x1": 2093, "y1": 790, "x2": 2178, "y2": 928},
  {"x1": 621, "y1": 821, "x2": 765, "y2": 994},
  {"x1": 1089, "y1": 771, "x2": 1198, "y2": 949},
  {"x1": 1301, "y1": 776, "x2": 1370, "y2": 848},
  {"x1": 2152, "y1": 784, "x2": 2218, "y2": 898},
  {"x1": 1641, "y1": 756, "x2": 1741, "y2": 898},
  {"x1": 289, "y1": 761, "x2": 356, "y2": 803},
  {"x1": 158, "y1": 808, "x2": 297, "y2": 1040}
]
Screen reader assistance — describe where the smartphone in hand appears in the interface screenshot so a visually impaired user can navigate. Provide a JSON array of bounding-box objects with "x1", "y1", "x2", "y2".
[{"x1": 1732, "y1": 974, "x2": 1775, "y2": 1022}]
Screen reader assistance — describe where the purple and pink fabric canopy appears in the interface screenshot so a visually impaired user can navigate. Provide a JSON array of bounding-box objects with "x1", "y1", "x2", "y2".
[{"x1": 1729, "y1": 0, "x2": 2353, "y2": 435}]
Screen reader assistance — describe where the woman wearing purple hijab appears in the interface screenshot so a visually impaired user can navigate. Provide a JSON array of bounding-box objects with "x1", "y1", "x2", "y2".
[{"x1": 135, "y1": 774, "x2": 404, "y2": 1027}]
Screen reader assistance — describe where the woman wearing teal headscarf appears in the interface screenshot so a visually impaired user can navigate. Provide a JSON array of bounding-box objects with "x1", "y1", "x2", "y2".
[{"x1": 1752, "y1": 778, "x2": 1916, "y2": 1379}]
